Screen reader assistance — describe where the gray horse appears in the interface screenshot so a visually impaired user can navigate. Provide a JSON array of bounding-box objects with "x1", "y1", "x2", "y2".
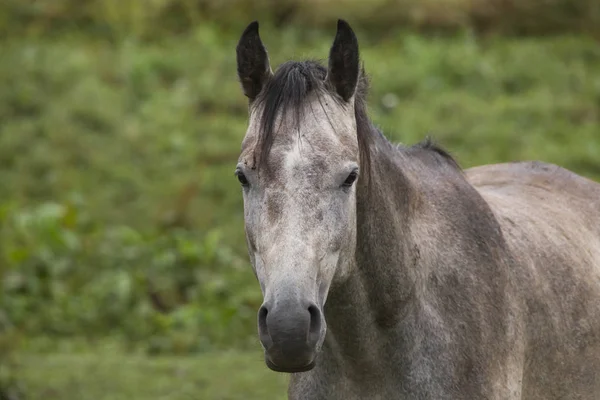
[{"x1": 234, "y1": 19, "x2": 600, "y2": 399}]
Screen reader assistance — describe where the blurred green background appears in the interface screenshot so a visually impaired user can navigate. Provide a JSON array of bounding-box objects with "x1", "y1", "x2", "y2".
[{"x1": 0, "y1": 1, "x2": 599, "y2": 399}]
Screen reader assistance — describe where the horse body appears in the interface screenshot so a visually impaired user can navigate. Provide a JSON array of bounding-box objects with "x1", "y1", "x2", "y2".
[
  {"x1": 469, "y1": 161, "x2": 600, "y2": 399},
  {"x1": 234, "y1": 19, "x2": 600, "y2": 399}
]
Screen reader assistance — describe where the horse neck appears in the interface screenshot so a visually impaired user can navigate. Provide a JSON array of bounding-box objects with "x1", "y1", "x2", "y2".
[
  {"x1": 320, "y1": 126, "x2": 508, "y2": 380},
  {"x1": 321, "y1": 128, "x2": 419, "y2": 373}
]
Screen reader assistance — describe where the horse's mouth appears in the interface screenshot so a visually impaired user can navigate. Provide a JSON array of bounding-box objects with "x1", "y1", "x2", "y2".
[{"x1": 265, "y1": 357, "x2": 316, "y2": 373}]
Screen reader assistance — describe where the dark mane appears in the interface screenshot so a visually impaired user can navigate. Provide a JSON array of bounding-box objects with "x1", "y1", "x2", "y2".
[
  {"x1": 413, "y1": 136, "x2": 462, "y2": 171},
  {"x1": 252, "y1": 60, "x2": 373, "y2": 178}
]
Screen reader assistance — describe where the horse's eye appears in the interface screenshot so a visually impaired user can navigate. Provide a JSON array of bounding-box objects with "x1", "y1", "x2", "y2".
[
  {"x1": 342, "y1": 171, "x2": 358, "y2": 187},
  {"x1": 235, "y1": 170, "x2": 249, "y2": 187}
]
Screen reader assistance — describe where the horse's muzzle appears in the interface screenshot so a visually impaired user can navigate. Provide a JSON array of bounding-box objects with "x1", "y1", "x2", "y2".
[{"x1": 257, "y1": 298, "x2": 323, "y2": 373}]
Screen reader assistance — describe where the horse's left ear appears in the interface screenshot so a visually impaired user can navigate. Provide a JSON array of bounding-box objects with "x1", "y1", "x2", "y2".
[
  {"x1": 326, "y1": 19, "x2": 360, "y2": 102},
  {"x1": 236, "y1": 21, "x2": 273, "y2": 101}
]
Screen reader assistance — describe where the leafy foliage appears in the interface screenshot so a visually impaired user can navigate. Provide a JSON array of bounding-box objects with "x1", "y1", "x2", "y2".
[{"x1": 1, "y1": 200, "x2": 261, "y2": 354}]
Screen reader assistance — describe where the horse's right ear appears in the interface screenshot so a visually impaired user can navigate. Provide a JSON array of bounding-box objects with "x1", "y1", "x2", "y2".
[{"x1": 236, "y1": 21, "x2": 273, "y2": 101}]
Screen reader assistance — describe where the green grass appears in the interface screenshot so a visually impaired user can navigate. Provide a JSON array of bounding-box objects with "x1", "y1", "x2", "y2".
[{"x1": 17, "y1": 348, "x2": 288, "y2": 400}]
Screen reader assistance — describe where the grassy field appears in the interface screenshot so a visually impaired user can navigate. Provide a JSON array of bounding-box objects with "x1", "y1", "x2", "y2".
[
  {"x1": 2, "y1": 0, "x2": 599, "y2": 39},
  {"x1": 1, "y1": 16, "x2": 600, "y2": 400},
  {"x1": 17, "y1": 349, "x2": 287, "y2": 400}
]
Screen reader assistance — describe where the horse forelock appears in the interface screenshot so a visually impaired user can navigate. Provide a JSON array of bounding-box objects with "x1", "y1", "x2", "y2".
[{"x1": 247, "y1": 60, "x2": 373, "y2": 180}]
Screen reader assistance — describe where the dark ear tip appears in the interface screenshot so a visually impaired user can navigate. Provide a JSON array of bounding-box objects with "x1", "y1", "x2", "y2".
[
  {"x1": 336, "y1": 19, "x2": 352, "y2": 33},
  {"x1": 242, "y1": 21, "x2": 259, "y2": 37}
]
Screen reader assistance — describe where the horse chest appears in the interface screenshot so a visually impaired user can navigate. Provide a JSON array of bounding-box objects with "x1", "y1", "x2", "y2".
[
  {"x1": 289, "y1": 385, "x2": 391, "y2": 400},
  {"x1": 288, "y1": 370, "x2": 406, "y2": 400}
]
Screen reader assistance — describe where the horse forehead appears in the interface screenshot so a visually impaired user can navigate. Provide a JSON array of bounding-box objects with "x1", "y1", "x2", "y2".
[
  {"x1": 241, "y1": 111, "x2": 343, "y2": 164},
  {"x1": 269, "y1": 125, "x2": 354, "y2": 177},
  {"x1": 240, "y1": 94, "x2": 358, "y2": 171},
  {"x1": 302, "y1": 96, "x2": 357, "y2": 141},
  {"x1": 281, "y1": 140, "x2": 333, "y2": 175}
]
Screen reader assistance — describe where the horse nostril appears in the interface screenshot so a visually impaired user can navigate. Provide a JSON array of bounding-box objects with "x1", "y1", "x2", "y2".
[
  {"x1": 257, "y1": 303, "x2": 275, "y2": 349},
  {"x1": 307, "y1": 303, "x2": 322, "y2": 344},
  {"x1": 258, "y1": 304, "x2": 269, "y2": 333}
]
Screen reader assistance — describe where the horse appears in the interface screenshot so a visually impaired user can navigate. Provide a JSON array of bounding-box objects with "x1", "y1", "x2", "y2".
[{"x1": 234, "y1": 19, "x2": 600, "y2": 399}]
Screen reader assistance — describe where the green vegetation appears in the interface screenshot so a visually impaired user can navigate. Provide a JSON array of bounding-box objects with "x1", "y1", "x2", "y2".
[
  {"x1": 1, "y1": 1, "x2": 599, "y2": 398},
  {"x1": 17, "y1": 347, "x2": 287, "y2": 400},
  {"x1": 2, "y1": 0, "x2": 600, "y2": 39}
]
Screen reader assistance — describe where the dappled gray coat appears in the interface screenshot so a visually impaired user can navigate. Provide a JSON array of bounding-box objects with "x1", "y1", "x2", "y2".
[{"x1": 234, "y1": 19, "x2": 600, "y2": 400}]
